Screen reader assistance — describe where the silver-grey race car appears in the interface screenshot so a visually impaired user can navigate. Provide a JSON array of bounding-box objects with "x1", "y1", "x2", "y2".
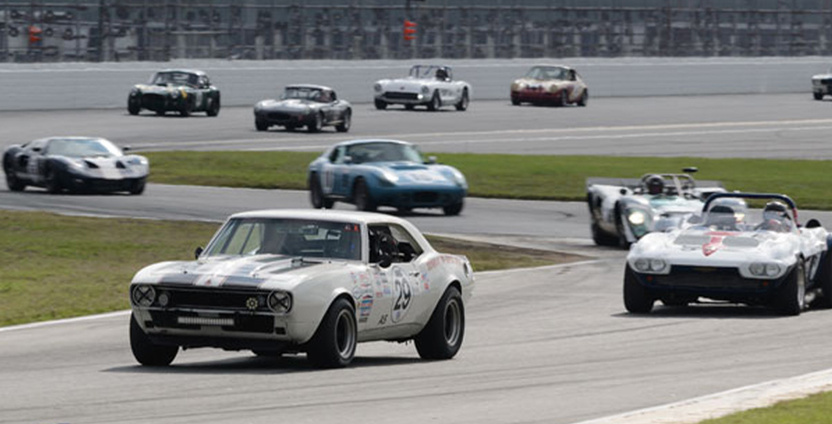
[{"x1": 254, "y1": 84, "x2": 352, "y2": 133}]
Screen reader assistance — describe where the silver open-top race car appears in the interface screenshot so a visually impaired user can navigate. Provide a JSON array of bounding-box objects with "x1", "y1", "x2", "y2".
[
  {"x1": 373, "y1": 65, "x2": 471, "y2": 111},
  {"x1": 624, "y1": 193, "x2": 832, "y2": 315},
  {"x1": 129, "y1": 209, "x2": 474, "y2": 368},
  {"x1": 587, "y1": 168, "x2": 729, "y2": 247}
]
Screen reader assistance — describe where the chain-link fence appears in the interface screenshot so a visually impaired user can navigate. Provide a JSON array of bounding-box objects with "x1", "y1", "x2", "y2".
[{"x1": 2, "y1": 0, "x2": 832, "y2": 62}]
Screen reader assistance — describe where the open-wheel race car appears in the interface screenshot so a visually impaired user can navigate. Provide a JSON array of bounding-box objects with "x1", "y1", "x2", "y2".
[
  {"x1": 254, "y1": 84, "x2": 351, "y2": 133},
  {"x1": 3, "y1": 136, "x2": 148, "y2": 194},
  {"x1": 587, "y1": 168, "x2": 730, "y2": 247},
  {"x1": 624, "y1": 193, "x2": 832, "y2": 316},
  {"x1": 129, "y1": 209, "x2": 474, "y2": 368},
  {"x1": 373, "y1": 65, "x2": 470, "y2": 111},
  {"x1": 127, "y1": 69, "x2": 220, "y2": 117}
]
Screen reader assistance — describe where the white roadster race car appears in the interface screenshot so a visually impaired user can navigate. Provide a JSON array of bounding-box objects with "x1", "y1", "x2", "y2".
[
  {"x1": 587, "y1": 169, "x2": 731, "y2": 247},
  {"x1": 373, "y1": 65, "x2": 471, "y2": 111},
  {"x1": 129, "y1": 209, "x2": 474, "y2": 368},
  {"x1": 624, "y1": 193, "x2": 832, "y2": 316}
]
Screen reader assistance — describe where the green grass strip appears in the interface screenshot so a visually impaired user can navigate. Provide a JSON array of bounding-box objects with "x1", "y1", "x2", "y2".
[
  {"x1": 699, "y1": 390, "x2": 832, "y2": 424},
  {"x1": 0, "y1": 210, "x2": 578, "y2": 327},
  {"x1": 144, "y1": 152, "x2": 832, "y2": 210}
]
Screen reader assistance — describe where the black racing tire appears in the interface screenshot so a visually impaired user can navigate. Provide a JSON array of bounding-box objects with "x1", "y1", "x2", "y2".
[
  {"x1": 129, "y1": 179, "x2": 145, "y2": 195},
  {"x1": 443, "y1": 200, "x2": 464, "y2": 216},
  {"x1": 130, "y1": 312, "x2": 178, "y2": 366},
  {"x1": 557, "y1": 90, "x2": 567, "y2": 107},
  {"x1": 335, "y1": 109, "x2": 351, "y2": 133},
  {"x1": 44, "y1": 166, "x2": 62, "y2": 194},
  {"x1": 774, "y1": 261, "x2": 806, "y2": 316},
  {"x1": 309, "y1": 175, "x2": 334, "y2": 209},
  {"x1": 374, "y1": 99, "x2": 387, "y2": 110},
  {"x1": 427, "y1": 91, "x2": 441, "y2": 111},
  {"x1": 624, "y1": 265, "x2": 654, "y2": 314},
  {"x1": 307, "y1": 112, "x2": 323, "y2": 133},
  {"x1": 179, "y1": 100, "x2": 192, "y2": 117},
  {"x1": 306, "y1": 298, "x2": 357, "y2": 368},
  {"x1": 255, "y1": 119, "x2": 268, "y2": 131},
  {"x1": 455, "y1": 89, "x2": 469, "y2": 111},
  {"x1": 285, "y1": 125, "x2": 297, "y2": 132},
  {"x1": 127, "y1": 97, "x2": 141, "y2": 115},
  {"x1": 591, "y1": 219, "x2": 619, "y2": 247},
  {"x1": 415, "y1": 286, "x2": 465, "y2": 360},
  {"x1": 511, "y1": 97, "x2": 521, "y2": 106},
  {"x1": 155, "y1": 109, "x2": 165, "y2": 116},
  {"x1": 206, "y1": 95, "x2": 220, "y2": 117},
  {"x1": 353, "y1": 179, "x2": 376, "y2": 212},
  {"x1": 614, "y1": 203, "x2": 631, "y2": 249},
  {"x1": 578, "y1": 90, "x2": 588, "y2": 107},
  {"x1": 5, "y1": 163, "x2": 26, "y2": 191},
  {"x1": 814, "y1": 92, "x2": 824, "y2": 101},
  {"x1": 817, "y1": 251, "x2": 832, "y2": 308},
  {"x1": 404, "y1": 104, "x2": 415, "y2": 110}
]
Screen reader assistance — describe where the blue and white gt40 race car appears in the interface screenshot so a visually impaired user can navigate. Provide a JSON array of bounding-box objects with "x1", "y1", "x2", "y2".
[{"x1": 307, "y1": 139, "x2": 467, "y2": 215}]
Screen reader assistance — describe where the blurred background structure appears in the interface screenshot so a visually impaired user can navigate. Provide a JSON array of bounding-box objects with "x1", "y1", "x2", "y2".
[{"x1": 3, "y1": 0, "x2": 832, "y2": 62}]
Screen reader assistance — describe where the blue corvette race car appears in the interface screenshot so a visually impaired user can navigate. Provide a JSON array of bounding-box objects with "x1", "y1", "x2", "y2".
[{"x1": 307, "y1": 139, "x2": 468, "y2": 215}]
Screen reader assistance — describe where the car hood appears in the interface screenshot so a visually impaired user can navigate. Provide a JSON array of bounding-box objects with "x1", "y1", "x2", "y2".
[
  {"x1": 377, "y1": 78, "x2": 427, "y2": 93},
  {"x1": 257, "y1": 99, "x2": 318, "y2": 113},
  {"x1": 132, "y1": 254, "x2": 362, "y2": 291},
  {"x1": 367, "y1": 161, "x2": 461, "y2": 186},
  {"x1": 56, "y1": 155, "x2": 149, "y2": 179},
  {"x1": 812, "y1": 74, "x2": 832, "y2": 79},
  {"x1": 630, "y1": 228, "x2": 810, "y2": 263},
  {"x1": 134, "y1": 84, "x2": 190, "y2": 95},
  {"x1": 512, "y1": 78, "x2": 569, "y2": 89}
]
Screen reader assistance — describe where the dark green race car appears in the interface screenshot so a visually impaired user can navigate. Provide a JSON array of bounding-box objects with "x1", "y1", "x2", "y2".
[{"x1": 127, "y1": 69, "x2": 220, "y2": 117}]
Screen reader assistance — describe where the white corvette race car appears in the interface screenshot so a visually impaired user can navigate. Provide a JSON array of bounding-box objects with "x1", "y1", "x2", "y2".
[
  {"x1": 624, "y1": 193, "x2": 832, "y2": 316},
  {"x1": 373, "y1": 65, "x2": 471, "y2": 111},
  {"x1": 129, "y1": 209, "x2": 474, "y2": 368},
  {"x1": 587, "y1": 169, "x2": 730, "y2": 247}
]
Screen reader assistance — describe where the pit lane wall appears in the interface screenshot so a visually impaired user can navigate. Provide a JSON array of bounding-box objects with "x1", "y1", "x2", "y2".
[{"x1": 0, "y1": 57, "x2": 826, "y2": 111}]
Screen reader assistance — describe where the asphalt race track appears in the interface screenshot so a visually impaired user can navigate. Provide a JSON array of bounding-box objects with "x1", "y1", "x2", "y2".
[
  {"x1": 2, "y1": 93, "x2": 832, "y2": 158},
  {"x1": 5, "y1": 93, "x2": 832, "y2": 423}
]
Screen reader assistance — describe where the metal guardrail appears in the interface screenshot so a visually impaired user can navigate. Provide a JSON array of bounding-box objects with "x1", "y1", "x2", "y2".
[{"x1": 2, "y1": 0, "x2": 832, "y2": 62}]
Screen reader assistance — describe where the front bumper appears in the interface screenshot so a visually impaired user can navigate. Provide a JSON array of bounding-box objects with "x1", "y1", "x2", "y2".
[
  {"x1": 511, "y1": 89, "x2": 563, "y2": 103},
  {"x1": 376, "y1": 92, "x2": 428, "y2": 105},
  {"x1": 256, "y1": 110, "x2": 314, "y2": 126},
  {"x1": 633, "y1": 264, "x2": 790, "y2": 300},
  {"x1": 137, "y1": 93, "x2": 185, "y2": 112},
  {"x1": 370, "y1": 185, "x2": 466, "y2": 208},
  {"x1": 62, "y1": 174, "x2": 145, "y2": 193}
]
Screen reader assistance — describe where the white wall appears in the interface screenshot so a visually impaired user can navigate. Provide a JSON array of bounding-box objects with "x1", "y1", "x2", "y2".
[{"x1": 0, "y1": 57, "x2": 827, "y2": 111}]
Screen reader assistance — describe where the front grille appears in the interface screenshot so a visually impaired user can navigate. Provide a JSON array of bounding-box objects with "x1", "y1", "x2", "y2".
[
  {"x1": 154, "y1": 287, "x2": 270, "y2": 312},
  {"x1": 149, "y1": 310, "x2": 274, "y2": 334},
  {"x1": 823, "y1": 78, "x2": 832, "y2": 85},
  {"x1": 267, "y1": 112, "x2": 292, "y2": 121},
  {"x1": 384, "y1": 92, "x2": 419, "y2": 100},
  {"x1": 652, "y1": 266, "x2": 764, "y2": 290},
  {"x1": 141, "y1": 93, "x2": 167, "y2": 110},
  {"x1": 413, "y1": 191, "x2": 439, "y2": 203},
  {"x1": 88, "y1": 179, "x2": 129, "y2": 192}
]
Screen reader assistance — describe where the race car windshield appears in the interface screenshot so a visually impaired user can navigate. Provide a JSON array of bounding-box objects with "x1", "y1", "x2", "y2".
[
  {"x1": 205, "y1": 218, "x2": 362, "y2": 261},
  {"x1": 345, "y1": 142, "x2": 424, "y2": 164},
  {"x1": 45, "y1": 138, "x2": 122, "y2": 158},
  {"x1": 282, "y1": 87, "x2": 324, "y2": 101},
  {"x1": 151, "y1": 72, "x2": 198, "y2": 87},
  {"x1": 409, "y1": 65, "x2": 444, "y2": 79},
  {"x1": 525, "y1": 66, "x2": 568, "y2": 80}
]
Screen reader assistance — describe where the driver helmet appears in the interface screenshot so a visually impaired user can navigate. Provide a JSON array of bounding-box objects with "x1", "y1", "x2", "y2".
[
  {"x1": 435, "y1": 68, "x2": 448, "y2": 80},
  {"x1": 762, "y1": 201, "x2": 790, "y2": 222},
  {"x1": 645, "y1": 175, "x2": 665, "y2": 195}
]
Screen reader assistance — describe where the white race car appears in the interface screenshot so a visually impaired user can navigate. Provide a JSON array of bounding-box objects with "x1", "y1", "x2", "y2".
[
  {"x1": 373, "y1": 65, "x2": 471, "y2": 111},
  {"x1": 587, "y1": 169, "x2": 730, "y2": 247},
  {"x1": 811, "y1": 67, "x2": 832, "y2": 100},
  {"x1": 624, "y1": 193, "x2": 832, "y2": 316},
  {"x1": 129, "y1": 209, "x2": 474, "y2": 368}
]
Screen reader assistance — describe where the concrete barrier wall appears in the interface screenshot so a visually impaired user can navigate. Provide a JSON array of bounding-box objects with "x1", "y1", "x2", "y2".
[{"x1": 0, "y1": 57, "x2": 828, "y2": 111}]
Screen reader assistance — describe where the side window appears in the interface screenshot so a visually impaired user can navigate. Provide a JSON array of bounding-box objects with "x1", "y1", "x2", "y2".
[
  {"x1": 328, "y1": 146, "x2": 345, "y2": 164},
  {"x1": 369, "y1": 224, "x2": 423, "y2": 264},
  {"x1": 224, "y1": 222, "x2": 263, "y2": 255},
  {"x1": 28, "y1": 140, "x2": 46, "y2": 154},
  {"x1": 330, "y1": 91, "x2": 337, "y2": 101},
  {"x1": 388, "y1": 224, "x2": 423, "y2": 261}
]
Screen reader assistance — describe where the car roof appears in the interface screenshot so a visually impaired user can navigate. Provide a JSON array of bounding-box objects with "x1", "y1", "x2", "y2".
[
  {"x1": 285, "y1": 84, "x2": 333, "y2": 91},
  {"x1": 331, "y1": 139, "x2": 413, "y2": 148},
  {"x1": 33, "y1": 136, "x2": 109, "y2": 143},
  {"x1": 157, "y1": 69, "x2": 206, "y2": 76},
  {"x1": 229, "y1": 209, "x2": 415, "y2": 226},
  {"x1": 530, "y1": 64, "x2": 574, "y2": 70}
]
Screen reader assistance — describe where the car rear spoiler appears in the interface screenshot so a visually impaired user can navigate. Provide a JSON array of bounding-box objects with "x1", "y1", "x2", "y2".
[{"x1": 703, "y1": 192, "x2": 799, "y2": 225}]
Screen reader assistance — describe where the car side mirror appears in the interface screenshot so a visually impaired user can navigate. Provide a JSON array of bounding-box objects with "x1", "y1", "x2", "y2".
[
  {"x1": 122, "y1": 145, "x2": 132, "y2": 153},
  {"x1": 194, "y1": 246, "x2": 204, "y2": 259},
  {"x1": 426, "y1": 156, "x2": 437, "y2": 164},
  {"x1": 343, "y1": 155, "x2": 353, "y2": 164},
  {"x1": 32, "y1": 147, "x2": 41, "y2": 153},
  {"x1": 620, "y1": 188, "x2": 627, "y2": 195}
]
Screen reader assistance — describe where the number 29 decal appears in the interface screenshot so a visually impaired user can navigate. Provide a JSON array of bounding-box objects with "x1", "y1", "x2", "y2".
[{"x1": 391, "y1": 278, "x2": 412, "y2": 323}]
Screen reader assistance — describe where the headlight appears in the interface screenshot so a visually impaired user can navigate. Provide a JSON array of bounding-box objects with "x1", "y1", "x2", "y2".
[
  {"x1": 127, "y1": 157, "x2": 148, "y2": 166},
  {"x1": 374, "y1": 83, "x2": 382, "y2": 92},
  {"x1": 450, "y1": 168, "x2": 467, "y2": 188},
  {"x1": 633, "y1": 258, "x2": 667, "y2": 274},
  {"x1": 378, "y1": 169, "x2": 399, "y2": 186},
  {"x1": 421, "y1": 85, "x2": 430, "y2": 94},
  {"x1": 267, "y1": 291, "x2": 292, "y2": 313},
  {"x1": 749, "y1": 262, "x2": 782, "y2": 277},
  {"x1": 132, "y1": 285, "x2": 156, "y2": 307},
  {"x1": 628, "y1": 210, "x2": 646, "y2": 226}
]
